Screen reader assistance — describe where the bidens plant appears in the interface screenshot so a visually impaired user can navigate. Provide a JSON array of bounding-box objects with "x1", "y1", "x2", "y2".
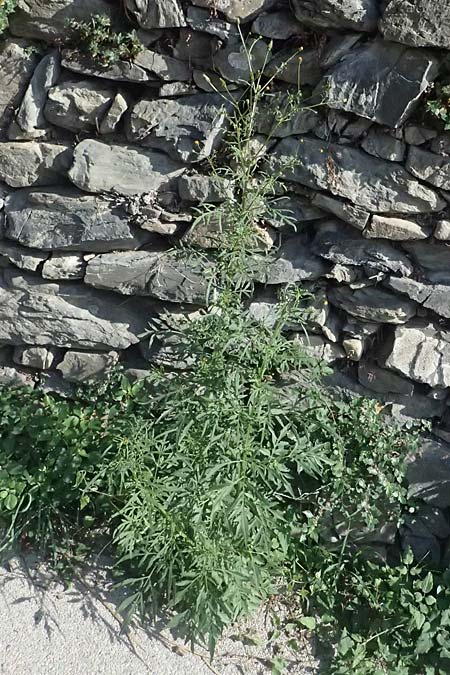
[{"x1": 83, "y1": 35, "x2": 420, "y2": 659}]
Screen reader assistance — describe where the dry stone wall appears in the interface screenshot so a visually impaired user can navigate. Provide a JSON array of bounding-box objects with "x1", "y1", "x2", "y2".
[{"x1": 0, "y1": 0, "x2": 450, "y2": 440}]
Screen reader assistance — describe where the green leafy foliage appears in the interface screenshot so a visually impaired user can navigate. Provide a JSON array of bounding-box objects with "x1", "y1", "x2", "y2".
[
  {"x1": 298, "y1": 546, "x2": 450, "y2": 674},
  {"x1": 75, "y1": 37, "x2": 323, "y2": 651},
  {"x1": 295, "y1": 399, "x2": 414, "y2": 549},
  {"x1": 93, "y1": 292, "x2": 334, "y2": 650},
  {"x1": 0, "y1": 0, "x2": 16, "y2": 35},
  {"x1": 79, "y1": 333, "x2": 421, "y2": 659},
  {"x1": 426, "y1": 83, "x2": 450, "y2": 130},
  {"x1": 79, "y1": 35, "x2": 421, "y2": 658},
  {"x1": 68, "y1": 14, "x2": 141, "y2": 66},
  {"x1": 0, "y1": 376, "x2": 140, "y2": 556},
  {"x1": 0, "y1": 29, "x2": 443, "y2": 675}
]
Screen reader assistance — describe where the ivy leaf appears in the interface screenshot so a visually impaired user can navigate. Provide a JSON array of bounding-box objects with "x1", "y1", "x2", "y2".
[
  {"x1": 420, "y1": 572, "x2": 434, "y2": 594},
  {"x1": 4, "y1": 493, "x2": 18, "y2": 510},
  {"x1": 299, "y1": 616, "x2": 316, "y2": 630},
  {"x1": 416, "y1": 633, "x2": 434, "y2": 655},
  {"x1": 338, "y1": 632, "x2": 354, "y2": 656},
  {"x1": 411, "y1": 608, "x2": 426, "y2": 630}
]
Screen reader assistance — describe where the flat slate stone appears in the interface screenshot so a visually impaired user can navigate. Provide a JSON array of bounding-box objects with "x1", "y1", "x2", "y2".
[
  {"x1": 342, "y1": 336, "x2": 364, "y2": 361},
  {"x1": 407, "y1": 504, "x2": 450, "y2": 538},
  {"x1": 99, "y1": 92, "x2": 129, "y2": 134},
  {"x1": 381, "y1": 0, "x2": 450, "y2": 49},
  {"x1": 384, "y1": 277, "x2": 450, "y2": 320},
  {"x1": 364, "y1": 215, "x2": 429, "y2": 240},
  {"x1": 0, "y1": 142, "x2": 73, "y2": 188},
  {"x1": 14, "y1": 345, "x2": 60, "y2": 370},
  {"x1": 406, "y1": 146, "x2": 450, "y2": 190},
  {"x1": 265, "y1": 47, "x2": 322, "y2": 87},
  {"x1": 320, "y1": 33, "x2": 362, "y2": 69},
  {"x1": 44, "y1": 79, "x2": 115, "y2": 133},
  {"x1": 328, "y1": 285, "x2": 417, "y2": 324},
  {"x1": 85, "y1": 251, "x2": 209, "y2": 304},
  {"x1": 256, "y1": 95, "x2": 319, "y2": 138},
  {"x1": 178, "y1": 174, "x2": 232, "y2": 202},
  {"x1": 312, "y1": 231, "x2": 414, "y2": 276},
  {"x1": 42, "y1": 253, "x2": 85, "y2": 280},
  {"x1": 292, "y1": 334, "x2": 345, "y2": 363},
  {"x1": 0, "y1": 240, "x2": 47, "y2": 271},
  {"x1": 9, "y1": 0, "x2": 115, "y2": 42},
  {"x1": 361, "y1": 128, "x2": 406, "y2": 163},
  {"x1": 389, "y1": 393, "x2": 447, "y2": 423},
  {"x1": 404, "y1": 125, "x2": 437, "y2": 146},
  {"x1": 251, "y1": 234, "x2": 329, "y2": 284},
  {"x1": 435, "y1": 220, "x2": 450, "y2": 241},
  {"x1": 16, "y1": 51, "x2": 60, "y2": 134},
  {"x1": 193, "y1": 70, "x2": 231, "y2": 93},
  {"x1": 126, "y1": 93, "x2": 234, "y2": 163},
  {"x1": 0, "y1": 40, "x2": 41, "y2": 133},
  {"x1": 248, "y1": 290, "x2": 289, "y2": 329},
  {"x1": 190, "y1": 0, "x2": 277, "y2": 22},
  {"x1": 271, "y1": 137, "x2": 445, "y2": 213},
  {"x1": 358, "y1": 361, "x2": 414, "y2": 396},
  {"x1": 134, "y1": 50, "x2": 192, "y2": 81},
  {"x1": 68, "y1": 140, "x2": 184, "y2": 196},
  {"x1": 318, "y1": 39, "x2": 438, "y2": 128},
  {"x1": 266, "y1": 194, "x2": 325, "y2": 228},
  {"x1": 0, "y1": 268, "x2": 153, "y2": 350},
  {"x1": 402, "y1": 241, "x2": 450, "y2": 284},
  {"x1": 291, "y1": 0, "x2": 379, "y2": 31},
  {"x1": 214, "y1": 39, "x2": 270, "y2": 84},
  {"x1": 187, "y1": 7, "x2": 238, "y2": 40},
  {"x1": 57, "y1": 350, "x2": 119, "y2": 383},
  {"x1": 5, "y1": 187, "x2": 146, "y2": 252},
  {"x1": 124, "y1": 0, "x2": 186, "y2": 28},
  {"x1": 61, "y1": 50, "x2": 154, "y2": 84},
  {"x1": 407, "y1": 438, "x2": 450, "y2": 507},
  {"x1": 386, "y1": 321, "x2": 450, "y2": 388},
  {"x1": 183, "y1": 214, "x2": 274, "y2": 250},
  {"x1": 312, "y1": 194, "x2": 370, "y2": 230},
  {"x1": 401, "y1": 530, "x2": 441, "y2": 565},
  {"x1": 174, "y1": 29, "x2": 218, "y2": 68},
  {"x1": 0, "y1": 366, "x2": 34, "y2": 388},
  {"x1": 252, "y1": 10, "x2": 303, "y2": 39},
  {"x1": 159, "y1": 82, "x2": 196, "y2": 97}
]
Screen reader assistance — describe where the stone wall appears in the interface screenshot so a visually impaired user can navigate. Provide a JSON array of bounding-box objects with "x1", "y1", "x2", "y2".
[{"x1": 0, "y1": 0, "x2": 449, "y2": 439}]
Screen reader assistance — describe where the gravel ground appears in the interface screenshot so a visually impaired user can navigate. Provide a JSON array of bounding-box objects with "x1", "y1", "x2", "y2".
[{"x1": 0, "y1": 555, "x2": 322, "y2": 675}]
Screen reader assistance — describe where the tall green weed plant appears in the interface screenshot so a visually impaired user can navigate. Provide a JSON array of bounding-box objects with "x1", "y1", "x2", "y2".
[
  {"x1": 82, "y1": 36, "x2": 421, "y2": 656},
  {"x1": 85, "y1": 39, "x2": 330, "y2": 650}
]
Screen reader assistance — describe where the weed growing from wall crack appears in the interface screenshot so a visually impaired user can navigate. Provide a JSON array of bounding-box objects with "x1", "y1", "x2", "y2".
[
  {"x1": 68, "y1": 14, "x2": 141, "y2": 66},
  {"x1": 426, "y1": 82, "x2": 450, "y2": 130},
  {"x1": 77, "y1": 35, "x2": 336, "y2": 652},
  {"x1": 80, "y1": 35, "x2": 422, "y2": 659}
]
